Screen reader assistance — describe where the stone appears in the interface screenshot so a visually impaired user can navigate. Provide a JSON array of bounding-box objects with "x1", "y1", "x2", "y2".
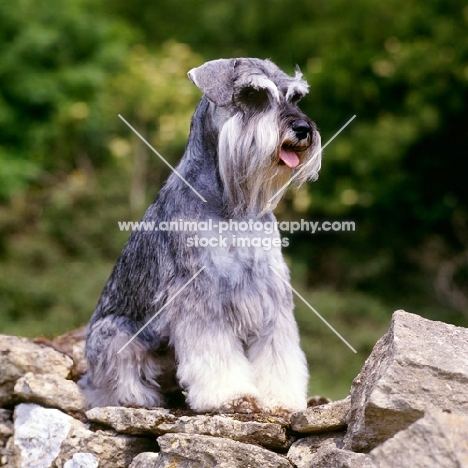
[
  {"x1": 155, "y1": 433, "x2": 293, "y2": 468},
  {"x1": 0, "y1": 409, "x2": 13, "y2": 467},
  {"x1": 86, "y1": 407, "x2": 294, "y2": 450},
  {"x1": 157, "y1": 414, "x2": 294, "y2": 450},
  {"x1": 63, "y1": 452, "x2": 99, "y2": 468},
  {"x1": 313, "y1": 447, "x2": 374, "y2": 468},
  {"x1": 0, "y1": 335, "x2": 73, "y2": 406},
  {"x1": 7, "y1": 403, "x2": 155, "y2": 468},
  {"x1": 70, "y1": 340, "x2": 87, "y2": 377},
  {"x1": 85, "y1": 407, "x2": 175, "y2": 435},
  {"x1": 343, "y1": 310, "x2": 468, "y2": 452},
  {"x1": 0, "y1": 409, "x2": 13, "y2": 445},
  {"x1": 129, "y1": 452, "x2": 160, "y2": 468},
  {"x1": 291, "y1": 397, "x2": 350, "y2": 433},
  {"x1": 14, "y1": 373, "x2": 86, "y2": 413},
  {"x1": 369, "y1": 410, "x2": 468, "y2": 468},
  {"x1": 8, "y1": 403, "x2": 85, "y2": 468},
  {"x1": 287, "y1": 432, "x2": 345, "y2": 468},
  {"x1": 49, "y1": 327, "x2": 88, "y2": 377},
  {"x1": 56, "y1": 428, "x2": 154, "y2": 468}
]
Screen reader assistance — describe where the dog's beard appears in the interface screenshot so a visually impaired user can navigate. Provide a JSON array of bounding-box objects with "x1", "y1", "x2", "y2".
[{"x1": 218, "y1": 111, "x2": 321, "y2": 217}]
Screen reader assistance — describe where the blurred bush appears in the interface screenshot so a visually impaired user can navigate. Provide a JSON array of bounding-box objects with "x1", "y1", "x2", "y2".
[{"x1": 0, "y1": 0, "x2": 132, "y2": 199}]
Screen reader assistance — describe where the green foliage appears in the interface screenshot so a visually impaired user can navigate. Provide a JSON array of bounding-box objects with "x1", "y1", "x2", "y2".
[
  {"x1": 0, "y1": 167, "x2": 130, "y2": 335},
  {"x1": 0, "y1": 0, "x2": 132, "y2": 200},
  {"x1": 94, "y1": 41, "x2": 202, "y2": 214},
  {"x1": 294, "y1": 285, "x2": 390, "y2": 399}
]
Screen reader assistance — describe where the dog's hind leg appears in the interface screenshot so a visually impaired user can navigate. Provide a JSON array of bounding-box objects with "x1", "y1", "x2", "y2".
[{"x1": 79, "y1": 316, "x2": 166, "y2": 408}]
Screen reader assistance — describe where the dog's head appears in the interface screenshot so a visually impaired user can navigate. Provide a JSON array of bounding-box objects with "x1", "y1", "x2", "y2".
[{"x1": 188, "y1": 58, "x2": 321, "y2": 216}]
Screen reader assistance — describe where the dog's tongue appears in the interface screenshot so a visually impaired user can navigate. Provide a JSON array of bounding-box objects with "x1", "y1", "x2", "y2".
[{"x1": 279, "y1": 148, "x2": 300, "y2": 168}]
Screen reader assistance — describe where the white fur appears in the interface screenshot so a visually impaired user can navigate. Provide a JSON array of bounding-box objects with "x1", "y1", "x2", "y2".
[
  {"x1": 246, "y1": 75, "x2": 280, "y2": 102},
  {"x1": 218, "y1": 108, "x2": 321, "y2": 216},
  {"x1": 173, "y1": 225, "x2": 308, "y2": 413},
  {"x1": 218, "y1": 111, "x2": 287, "y2": 216},
  {"x1": 175, "y1": 326, "x2": 261, "y2": 412},
  {"x1": 285, "y1": 70, "x2": 310, "y2": 101}
]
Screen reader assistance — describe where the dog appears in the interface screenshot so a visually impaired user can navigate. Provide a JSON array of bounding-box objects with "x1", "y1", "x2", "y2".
[{"x1": 80, "y1": 58, "x2": 322, "y2": 416}]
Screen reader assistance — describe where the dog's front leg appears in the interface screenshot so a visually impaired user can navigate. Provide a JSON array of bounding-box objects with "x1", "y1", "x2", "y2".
[
  {"x1": 173, "y1": 319, "x2": 261, "y2": 413},
  {"x1": 248, "y1": 309, "x2": 309, "y2": 417}
]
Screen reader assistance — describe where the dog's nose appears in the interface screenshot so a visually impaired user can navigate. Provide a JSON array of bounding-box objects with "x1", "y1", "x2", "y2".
[{"x1": 292, "y1": 120, "x2": 312, "y2": 140}]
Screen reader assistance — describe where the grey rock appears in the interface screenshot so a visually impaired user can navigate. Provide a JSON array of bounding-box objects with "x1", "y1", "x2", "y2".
[
  {"x1": 313, "y1": 447, "x2": 374, "y2": 468},
  {"x1": 0, "y1": 409, "x2": 13, "y2": 445},
  {"x1": 71, "y1": 340, "x2": 87, "y2": 377},
  {"x1": 287, "y1": 432, "x2": 345, "y2": 468},
  {"x1": 85, "y1": 406, "x2": 175, "y2": 435},
  {"x1": 369, "y1": 410, "x2": 468, "y2": 468},
  {"x1": 0, "y1": 450, "x2": 8, "y2": 467},
  {"x1": 0, "y1": 410, "x2": 13, "y2": 468},
  {"x1": 63, "y1": 452, "x2": 99, "y2": 468},
  {"x1": 155, "y1": 433, "x2": 293, "y2": 468},
  {"x1": 157, "y1": 414, "x2": 294, "y2": 450},
  {"x1": 49, "y1": 327, "x2": 88, "y2": 377},
  {"x1": 0, "y1": 335, "x2": 73, "y2": 406},
  {"x1": 57, "y1": 428, "x2": 154, "y2": 468},
  {"x1": 291, "y1": 397, "x2": 350, "y2": 433},
  {"x1": 14, "y1": 373, "x2": 86, "y2": 413},
  {"x1": 344, "y1": 310, "x2": 468, "y2": 452},
  {"x1": 8, "y1": 403, "x2": 154, "y2": 468},
  {"x1": 129, "y1": 452, "x2": 160, "y2": 468},
  {"x1": 86, "y1": 407, "x2": 293, "y2": 450},
  {"x1": 8, "y1": 403, "x2": 84, "y2": 468}
]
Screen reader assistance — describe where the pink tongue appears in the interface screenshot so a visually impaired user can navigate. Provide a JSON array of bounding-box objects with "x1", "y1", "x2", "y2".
[{"x1": 279, "y1": 148, "x2": 300, "y2": 168}]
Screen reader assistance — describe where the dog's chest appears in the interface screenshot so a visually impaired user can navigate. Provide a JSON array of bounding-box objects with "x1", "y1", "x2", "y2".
[
  {"x1": 201, "y1": 226, "x2": 283, "y2": 276},
  {"x1": 198, "y1": 229, "x2": 290, "y2": 335}
]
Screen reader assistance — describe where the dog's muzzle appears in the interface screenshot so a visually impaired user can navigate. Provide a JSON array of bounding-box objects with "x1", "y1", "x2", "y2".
[
  {"x1": 279, "y1": 119, "x2": 313, "y2": 168},
  {"x1": 292, "y1": 119, "x2": 312, "y2": 141}
]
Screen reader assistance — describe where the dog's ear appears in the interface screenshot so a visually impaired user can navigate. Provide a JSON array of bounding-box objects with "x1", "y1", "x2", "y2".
[{"x1": 188, "y1": 59, "x2": 235, "y2": 107}]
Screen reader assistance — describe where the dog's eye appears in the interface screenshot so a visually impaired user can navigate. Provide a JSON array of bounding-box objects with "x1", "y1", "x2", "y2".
[
  {"x1": 240, "y1": 87, "x2": 269, "y2": 107},
  {"x1": 290, "y1": 92, "x2": 303, "y2": 104}
]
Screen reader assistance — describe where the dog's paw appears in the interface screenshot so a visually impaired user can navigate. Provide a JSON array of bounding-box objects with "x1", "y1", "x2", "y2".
[{"x1": 218, "y1": 396, "x2": 262, "y2": 414}]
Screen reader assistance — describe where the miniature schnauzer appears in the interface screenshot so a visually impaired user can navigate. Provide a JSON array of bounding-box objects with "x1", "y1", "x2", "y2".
[{"x1": 80, "y1": 58, "x2": 321, "y2": 416}]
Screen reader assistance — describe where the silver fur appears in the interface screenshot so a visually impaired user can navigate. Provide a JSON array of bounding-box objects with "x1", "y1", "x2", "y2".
[{"x1": 80, "y1": 58, "x2": 321, "y2": 416}]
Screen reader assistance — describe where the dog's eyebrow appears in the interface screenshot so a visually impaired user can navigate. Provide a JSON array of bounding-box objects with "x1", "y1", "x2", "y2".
[
  {"x1": 285, "y1": 82, "x2": 308, "y2": 101},
  {"x1": 285, "y1": 69, "x2": 309, "y2": 101},
  {"x1": 241, "y1": 75, "x2": 280, "y2": 101}
]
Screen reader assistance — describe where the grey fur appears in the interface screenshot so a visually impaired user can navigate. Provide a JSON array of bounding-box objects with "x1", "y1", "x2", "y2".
[{"x1": 80, "y1": 58, "x2": 321, "y2": 415}]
